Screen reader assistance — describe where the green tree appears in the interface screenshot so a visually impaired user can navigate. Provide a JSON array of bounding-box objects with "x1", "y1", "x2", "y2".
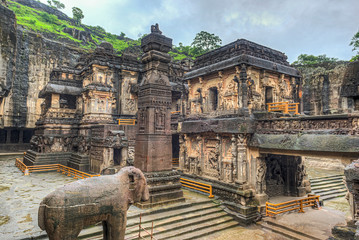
[
  {"x1": 47, "y1": 0, "x2": 65, "y2": 10},
  {"x1": 191, "y1": 31, "x2": 222, "y2": 56},
  {"x1": 350, "y1": 30, "x2": 359, "y2": 61},
  {"x1": 292, "y1": 54, "x2": 339, "y2": 65},
  {"x1": 72, "y1": 7, "x2": 84, "y2": 25}
]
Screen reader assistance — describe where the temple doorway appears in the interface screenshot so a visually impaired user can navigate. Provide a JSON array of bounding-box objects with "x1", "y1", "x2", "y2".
[
  {"x1": 113, "y1": 148, "x2": 122, "y2": 165},
  {"x1": 265, "y1": 154, "x2": 308, "y2": 198},
  {"x1": 265, "y1": 87, "x2": 273, "y2": 107}
]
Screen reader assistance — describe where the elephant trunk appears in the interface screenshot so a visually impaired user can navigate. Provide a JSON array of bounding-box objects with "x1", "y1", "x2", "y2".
[
  {"x1": 142, "y1": 185, "x2": 149, "y2": 201},
  {"x1": 38, "y1": 201, "x2": 46, "y2": 230}
]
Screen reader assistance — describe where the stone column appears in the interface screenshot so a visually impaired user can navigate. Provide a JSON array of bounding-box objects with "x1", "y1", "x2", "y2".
[
  {"x1": 255, "y1": 156, "x2": 268, "y2": 205},
  {"x1": 230, "y1": 134, "x2": 237, "y2": 183},
  {"x1": 240, "y1": 64, "x2": 248, "y2": 109},
  {"x1": 236, "y1": 134, "x2": 247, "y2": 184},
  {"x1": 134, "y1": 24, "x2": 184, "y2": 208}
]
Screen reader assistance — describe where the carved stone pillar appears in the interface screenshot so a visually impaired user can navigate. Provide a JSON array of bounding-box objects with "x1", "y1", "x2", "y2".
[
  {"x1": 236, "y1": 134, "x2": 247, "y2": 184},
  {"x1": 179, "y1": 134, "x2": 186, "y2": 170},
  {"x1": 255, "y1": 156, "x2": 268, "y2": 205},
  {"x1": 230, "y1": 134, "x2": 237, "y2": 183},
  {"x1": 134, "y1": 24, "x2": 184, "y2": 208},
  {"x1": 240, "y1": 64, "x2": 248, "y2": 109},
  {"x1": 134, "y1": 26, "x2": 173, "y2": 172}
]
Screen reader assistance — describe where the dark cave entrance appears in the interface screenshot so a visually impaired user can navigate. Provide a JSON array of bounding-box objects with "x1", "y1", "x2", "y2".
[{"x1": 265, "y1": 154, "x2": 307, "y2": 198}]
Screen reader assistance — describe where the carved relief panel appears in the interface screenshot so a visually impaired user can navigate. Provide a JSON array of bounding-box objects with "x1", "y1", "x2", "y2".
[
  {"x1": 203, "y1": 136, "x2": 220, "y2": 179},
  {"x1": 221, "y1": 136, "x2": 233, "y2": 183},
  {"x1": 121, "y1": 71, "x2": 138, "y2": 115}
]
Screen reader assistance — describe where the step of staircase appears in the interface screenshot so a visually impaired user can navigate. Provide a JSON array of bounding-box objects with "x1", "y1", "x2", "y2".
[
  {"x1": 321, "y1": 192, "x2": 347, "y2": 201},
  {"x1": 310, "y1": 175, "x2": 344, "y2": 183},
  {"x1": 310, "y1": 179, "x2": 344, "y2": 187},
  {"x1": 258, "y1": 218, "x2": 321, "y2": 240},
  {"x1": 314, "y1": 188, "x2": 347, "y2": 197},
  {"x1": 309, "y1": 174, "x2": 346, "y2": 202},
  {"x1": 312, "y1": 185, "x2": 346, "y2": 194},
  {"x1": 79, "y1": 199, "x2": 240, "y2": 240}
]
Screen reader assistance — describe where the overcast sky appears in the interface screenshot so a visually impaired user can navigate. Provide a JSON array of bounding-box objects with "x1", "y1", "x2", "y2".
[{"x1": 41, "y1": 0, "x2": 359, "y2": 63}]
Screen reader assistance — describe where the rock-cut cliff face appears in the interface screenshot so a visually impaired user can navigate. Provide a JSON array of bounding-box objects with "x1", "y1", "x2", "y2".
[
  {"x1": 0, "y1": 4, "x2": 83, "y2": 129},
  {"x1": 296, "y1": 62, "x2": 358, "y2": 115}
]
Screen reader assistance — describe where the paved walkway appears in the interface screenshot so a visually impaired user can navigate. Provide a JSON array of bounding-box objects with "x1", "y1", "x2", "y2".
[{"x1": 0, "y1": 156, "x2": 77, "y2": 239}]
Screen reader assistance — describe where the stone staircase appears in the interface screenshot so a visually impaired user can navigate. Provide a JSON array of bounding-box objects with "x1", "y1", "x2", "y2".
[
  {"x1": 78, "y1": 199, "x2": 241, "y2": 240},
  {"x1": 258, "y1": 218, "x2": 322, "y2": 240},
  {"x1": 23, "y1": 150, "x2": 71, "y2": 166},
  {"x1": 310, "y1": 175, "x2": 347, "y2": 201}
]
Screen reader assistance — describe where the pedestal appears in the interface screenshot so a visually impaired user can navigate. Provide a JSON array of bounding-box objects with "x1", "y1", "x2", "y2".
[{"x1": 135, "y1": 171, "x2": 185, "y2": 209}]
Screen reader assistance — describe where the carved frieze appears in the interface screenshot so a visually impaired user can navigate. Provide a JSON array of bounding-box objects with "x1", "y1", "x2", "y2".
[{"x1": 256, "y1": 116, "x2": 357, "y2": 135}]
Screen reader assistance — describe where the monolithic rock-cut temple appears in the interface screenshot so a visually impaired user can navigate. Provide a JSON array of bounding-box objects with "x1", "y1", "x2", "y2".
[
  {"x1": 1, "y1": 0, "x2": 359, "y2": 226},
  {"x1": 179, "y1": 39, "x2": 306, "y2": 222}
]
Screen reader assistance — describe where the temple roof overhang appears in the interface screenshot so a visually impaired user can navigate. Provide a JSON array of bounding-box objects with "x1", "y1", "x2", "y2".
[
  {"x1": 184, "y1": 54, "x2": 300, "y2": 81},
  {"x1": 39, "y1": 83, "x2": 82, "y2": 98}
]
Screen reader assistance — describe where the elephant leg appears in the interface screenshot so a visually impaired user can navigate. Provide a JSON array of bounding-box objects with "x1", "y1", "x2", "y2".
[
  {"x1": 109, "y1": 214, "x2": 126, "y2": 240},
  {"x1": 103, "y1": 221, "x2": 110, "y2": 240},
  {"x1": 49, "y1": 223, "x2": 81, "y2": 240}
]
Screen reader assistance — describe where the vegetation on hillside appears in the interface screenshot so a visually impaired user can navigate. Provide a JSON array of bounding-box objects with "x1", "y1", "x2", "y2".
[
  {"x1": 6, "y1": 0, "x2": 222, "y2": 60},
  {"x1": 6, "y1": 0, "x2": 140, "y2": 54}
]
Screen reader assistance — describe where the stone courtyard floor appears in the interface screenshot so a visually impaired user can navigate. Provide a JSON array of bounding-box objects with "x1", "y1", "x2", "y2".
[{"x1": 0, "y1": 155, "x2": 351, "y2": 240}]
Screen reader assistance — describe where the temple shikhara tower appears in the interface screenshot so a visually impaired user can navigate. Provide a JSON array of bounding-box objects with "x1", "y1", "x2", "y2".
[{"x1": 134, "y1": 24, "x2": 184, "y2": 208}]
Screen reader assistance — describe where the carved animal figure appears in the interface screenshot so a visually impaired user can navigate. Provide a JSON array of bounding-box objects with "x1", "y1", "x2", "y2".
[{"x1": 38, "y1": 166, "x2": 149, "y2": 240}]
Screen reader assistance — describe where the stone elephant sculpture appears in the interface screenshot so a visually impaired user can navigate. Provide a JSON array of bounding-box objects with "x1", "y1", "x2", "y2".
[{"x1": 38, "y1": 166, "x2": 149, "y2": 240}]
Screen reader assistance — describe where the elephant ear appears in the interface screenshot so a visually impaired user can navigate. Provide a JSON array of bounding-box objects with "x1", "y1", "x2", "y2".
[{"x1": 131, "y1": 168, "x2": 149, "y2": 202}]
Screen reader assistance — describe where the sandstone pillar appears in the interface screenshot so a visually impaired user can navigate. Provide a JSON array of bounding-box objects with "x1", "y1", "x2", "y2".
[
  {"x1": 134, "y1": 24, "x2": 184, "y2": 208},
  {"x1": 236, "y1": 134, "x2": 247, "y2": 184}
]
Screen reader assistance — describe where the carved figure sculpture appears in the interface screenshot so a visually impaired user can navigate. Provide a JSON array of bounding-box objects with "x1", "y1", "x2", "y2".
[{"x1": 38, "y1": 166, "x2": 149, "y2": 240}]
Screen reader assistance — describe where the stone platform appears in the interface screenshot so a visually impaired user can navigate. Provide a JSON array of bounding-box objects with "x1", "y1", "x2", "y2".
[
  {"x1": 67, "y1": 153, "x2": 90, "y2": 172},
  {"x1": 135, "y1": 170, "x2": 185, "y2": 209},
  {"x1": 23, "y1": 150, "x2": 71, "y2": 166}
]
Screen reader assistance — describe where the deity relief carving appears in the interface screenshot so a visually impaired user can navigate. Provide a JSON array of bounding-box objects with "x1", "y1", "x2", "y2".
[
  {"x1": 155, "y1": 107, "x2": 166, "y2": 132},
  {"x1": 124, "y1": 98, "x2": 136, "y2": 112},
  {"x1": 266, "y1": 159, "x2": 284, "y2": 185},
  {"x1": 256, "y1": 158, "x2": 266, "y2": 194}
]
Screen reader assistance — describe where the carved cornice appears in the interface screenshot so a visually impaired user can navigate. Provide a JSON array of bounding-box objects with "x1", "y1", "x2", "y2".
[
  {"x1": 193, "y1": 38, "x2": 289, "y2": 69},
  {"x1": 184, "y1": 54, "x2": 300, "y2": 81}
]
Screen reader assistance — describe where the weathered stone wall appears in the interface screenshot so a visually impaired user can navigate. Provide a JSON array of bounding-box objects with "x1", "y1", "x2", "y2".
[
  {"x1": 297, "y1": 62, "x2": 349, "y2": 115},
  {"x1": 0, "y1": 5, "x2": 82, "y2": 129},
  {"x1": 0, "y1": 5, "x2": 17, "y2": 122}
]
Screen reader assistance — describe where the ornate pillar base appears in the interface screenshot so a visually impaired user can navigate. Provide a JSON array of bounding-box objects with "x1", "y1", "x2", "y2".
[
  {"x1": 255, "y1": 193, "x2": 268, "y2": 206},
  {"x1": 223, "y1": 201, "x2": 260, "y2": 225},
  {"x1": 297, "y1": 187, "x2": 307, "y2": 197},
  {"x1": 134, "y1": 170, "x2": 185, "y2": 209}
]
